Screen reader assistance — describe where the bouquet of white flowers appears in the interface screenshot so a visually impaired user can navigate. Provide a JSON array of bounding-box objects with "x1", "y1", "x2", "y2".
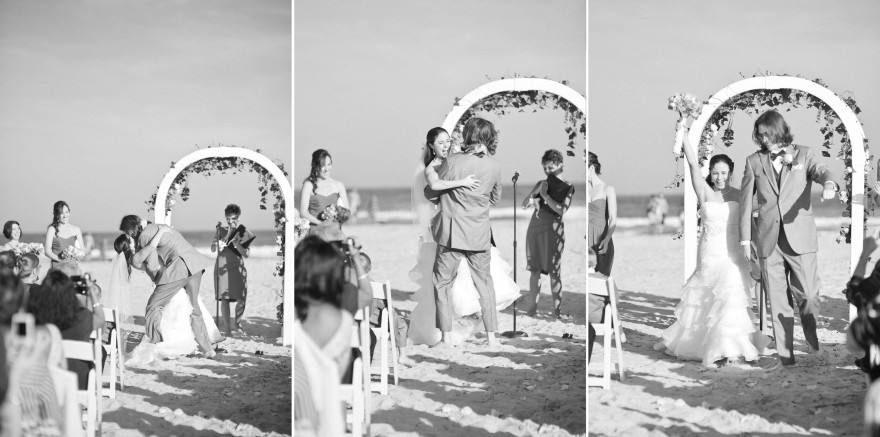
[
  {"x1": 60, "y1": 246, "x2": 85, "y2": 262},
  {"x1": 318, "y1": 205, "x2": 351, "y2": 224},
  {"x1": 293, "y1": 217, "x2": 310, "y2": 242},
  {"x1": 7, "y1": 241, "x2": 44, "y2": 258},
  {"x1": 668, "y1": 92, "x2": 704, "y2": 154}
]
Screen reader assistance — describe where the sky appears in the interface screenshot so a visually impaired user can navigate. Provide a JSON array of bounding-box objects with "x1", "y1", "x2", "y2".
[
  {"x1": 293, "y1": 0, "x2": 587, "y2": 197},
  {"x1": 0, "y1": 0, "x2": 291, "y2": 233},
  {"x1": 590, "y1": 0, "x2": 880, "y2": 196}
]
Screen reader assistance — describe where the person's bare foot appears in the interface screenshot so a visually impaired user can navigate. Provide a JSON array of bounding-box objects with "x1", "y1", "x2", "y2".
[
  {"x1": 486, "y1": 333, "x2": 500, "y2": 347},
  {"x1": 202, "y1": 350, "x2": 217, "y2": 359},
  {"x1": 431, "y1": 339, "x2": 456, "y2": 349}
]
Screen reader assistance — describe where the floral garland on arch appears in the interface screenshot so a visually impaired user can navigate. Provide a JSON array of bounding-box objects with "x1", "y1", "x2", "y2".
[
  {"x1": 144, "y1": 145, "x2": 290, "y2": 321},
  {"x1": 667, "y1": 74, "x2": 872, "y2": 243},
  {"x1": 452, "y1": 75, "x2": 586, "y2": 158}
]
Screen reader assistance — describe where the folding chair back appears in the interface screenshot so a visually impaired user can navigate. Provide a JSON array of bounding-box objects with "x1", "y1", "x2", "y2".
[
  {"x1": 62, "y1": 339, "x2": 100, "y2": 436},
  {"x1": 369, "y1": 281, "x2": 399, "y2": 394},
  {"x1": 588, "y1": 274, "x2": 625, "y2": 390}
]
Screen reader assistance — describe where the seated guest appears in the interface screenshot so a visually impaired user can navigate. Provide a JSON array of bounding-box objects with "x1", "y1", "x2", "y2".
[
  {"x1": 360, "y1": 253, "x2": 416, "y2": 367},
  {"x1": 330, "y1": 238, "x2": 372, "y2": 316},
  {"x1": 0, "y1": 251, "x2": 16, "y2": 274},
  {"x1": 27, "y1": 269, "x2": 105, "y2": 389},
  {"x1": 294, "y1": 235, "x2": 350, "y2": 437},
  {"x1": 16, "y1": 253, "x2": 41, "y2": 298}
]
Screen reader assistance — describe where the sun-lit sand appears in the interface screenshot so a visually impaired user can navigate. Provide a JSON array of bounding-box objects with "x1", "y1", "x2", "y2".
[
  {"x1": 343, "y1": 218, "x2": 587, "y2": 436},
  {"x1": 46, "y1": 251, "x2": 291, "y2": 437},
  {"x1": 589, "y1": 227, "x2": 866, "y2": 436}
]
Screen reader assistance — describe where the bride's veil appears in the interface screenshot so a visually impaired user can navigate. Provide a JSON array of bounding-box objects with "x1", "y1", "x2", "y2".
[{"x1": 105, "y1": 251, "x2": 132, "y2": 361}]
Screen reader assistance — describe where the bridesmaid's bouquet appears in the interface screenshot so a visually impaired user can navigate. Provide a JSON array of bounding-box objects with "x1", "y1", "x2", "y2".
[
  {"x1": 60, "y1": 246, "x2": 85, "y2": 262},
  {"x1": 319, "y1": 205, "x2": 351, "y2": 224},
  {"x1": 668, "y1": 92, "x2": 704, "y2": 154},
  {"x1": 7, "y1": 241, "x2": 44, "y2": 258}
]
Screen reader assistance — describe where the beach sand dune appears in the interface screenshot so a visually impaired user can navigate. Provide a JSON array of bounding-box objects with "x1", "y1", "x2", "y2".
[
  {"x1": 346, "y1": 219, "x2": 587, "y2": 436},
  {"x1": 589, "y1": 230, "x2": 863, "y2": 436},
  {"x1": 59, "y1": 254, "x2": 291, "y2": 437}
]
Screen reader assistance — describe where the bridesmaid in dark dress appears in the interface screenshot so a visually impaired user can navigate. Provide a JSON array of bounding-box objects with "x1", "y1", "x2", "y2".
[
  {"x1": 588, "y1": 152, "x2": 617, "y2": 361},
  {"x1": 588, "y1": 152, "x2": 616, "y2": 275},
  {"x1": 299, "y1": 149, "x2": 350, "y2": 242},
  {"x1": 212, "y1": 204, "x2": 256, "y2": 336},
  {"x1": 521, "y1": 149, "x2": 575, "y2": 318},
  {"x1": 43, "y1": 200, "x2": 85, "y2": 270}
]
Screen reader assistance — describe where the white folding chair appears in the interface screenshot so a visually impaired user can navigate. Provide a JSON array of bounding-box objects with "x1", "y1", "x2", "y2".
[
  {"x1": 588, "y1": 273, "x2": 625, "y2": 390},
  {"x1": 101, "y1": 307, "x2": 124, "y2": 398},
  {"x1": 339, "y1": 305, "x2": 371, "y2": 436},
  {"x1": 62, "y1": 339, "x2": 101, "y2": 436},
  {"x1": 369, "y1": 281, "x2": 399, "y2": 395}
]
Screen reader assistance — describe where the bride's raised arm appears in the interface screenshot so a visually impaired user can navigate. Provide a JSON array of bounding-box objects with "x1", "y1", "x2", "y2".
[
  {"x1": 681, "y1": 126, "x2": 710, "y2": 202},
  {"x1": 424, "y1": 161, "x2": 481, "y2": 191}
]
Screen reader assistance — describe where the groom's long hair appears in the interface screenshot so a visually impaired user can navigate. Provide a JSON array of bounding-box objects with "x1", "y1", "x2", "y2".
[
  {"x1": 752, "y1": 110, "x2": 794, "y2": 152},
  {"x1": 462, "y1": 118, "x2": 497, "y2": 155},
  {"x1": 119, "y1": 215, "x2": 143, "y2": 244}
]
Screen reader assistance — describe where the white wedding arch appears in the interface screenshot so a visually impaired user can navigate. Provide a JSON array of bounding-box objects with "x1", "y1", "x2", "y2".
[
  {"x1": 441, "y1": 77, "x2": 587, "y2": 136},
  {"x1": 153, "y1": 147, "x2": 296, "y2": 345},
  {"x1": 684, "y1": 76, "x2": 866, "y2": 319}
]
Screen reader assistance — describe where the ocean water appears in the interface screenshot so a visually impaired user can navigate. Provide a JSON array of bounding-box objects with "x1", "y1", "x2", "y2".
[{"x1": 614, "y1": 193, "x2": 847, "y2": 218}]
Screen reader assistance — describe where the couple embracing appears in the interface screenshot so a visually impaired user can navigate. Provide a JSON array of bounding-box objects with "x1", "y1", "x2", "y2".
[
  {"x1": 408, "y1": 117, "x2": 518, "y2": 348},
  {"x1": 106, "y1": 215, "x2": 224, "y2": 364},
  {"x1": 657, "y1": 110, "x2": 838, "y2": 370}
]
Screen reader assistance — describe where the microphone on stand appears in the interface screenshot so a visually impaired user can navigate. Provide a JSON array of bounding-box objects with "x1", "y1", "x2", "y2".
[{"x1": 502, "y1": 170, "x2": 528, "y2": 339}]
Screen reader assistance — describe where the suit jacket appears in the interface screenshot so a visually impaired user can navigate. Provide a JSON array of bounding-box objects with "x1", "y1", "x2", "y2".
[
  {"x1": 739, "y1": 144, "x2": 838, "y2": 257},
  {"x1": 133, "y1": 224, "x2": 212, "y2": 285},
  {"x1": 424, "y1": 153, "x2": 501, "y2": 251}
]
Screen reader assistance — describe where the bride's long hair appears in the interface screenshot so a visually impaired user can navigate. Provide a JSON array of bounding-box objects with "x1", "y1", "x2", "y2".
[
  {"x1": 422, "y1": 127, "x2": 448, "y2": 167},
  {"x1": 114, "y1": 234, "x2": 133, "y2": 277}
]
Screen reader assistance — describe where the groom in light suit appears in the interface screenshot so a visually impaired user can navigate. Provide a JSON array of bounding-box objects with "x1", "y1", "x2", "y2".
[
  {"x1": 120, "y1": 215, "x2": 217, "y2": 357},
  {"x1": 739, "y1": 110, "x2": 839, "y2": 369},
  {"x1": 425, "y1": 117, "x2": 502, "y2": 347}
]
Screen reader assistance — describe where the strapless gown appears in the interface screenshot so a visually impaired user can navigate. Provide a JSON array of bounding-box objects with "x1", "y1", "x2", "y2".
[{"x1": 660, "y1": 201, "x2": 770, "y2": 365}]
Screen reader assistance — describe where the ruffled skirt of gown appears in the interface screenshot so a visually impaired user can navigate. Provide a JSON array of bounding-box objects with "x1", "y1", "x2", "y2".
[
  {"x1": 127, "y1": 290, "x2": 224, "y2": 365},
  {"x1": 661, "y1": 215, "x2": 770, "y2": 366},
  {"x1": 407, "y1": 240, "x2": 520, "y2": 346}
]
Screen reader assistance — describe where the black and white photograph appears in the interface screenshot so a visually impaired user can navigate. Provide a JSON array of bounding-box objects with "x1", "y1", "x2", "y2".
[
  {"x1": 293, "y1": 1, "x2": 586, "y2": 436},
  {"x1": 589, "y1": 0, "x2": 880, "y2": 435},
  {"x1": 0, "y1": 1, "x2": 292, "y2": 435}
]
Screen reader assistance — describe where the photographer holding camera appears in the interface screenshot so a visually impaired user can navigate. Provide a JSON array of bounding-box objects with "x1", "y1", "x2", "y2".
[
  {"x1": 845, "y1": 230, "x2": 880, "y2": 382},
  {"x1": 27, "y1": 267, "x2": 104, "y2": 389}
]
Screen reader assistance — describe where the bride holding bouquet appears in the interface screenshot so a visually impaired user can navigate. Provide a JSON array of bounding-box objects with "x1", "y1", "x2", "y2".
[{"x1": 655, "y1": 95, "x2": 770, "y2": 368}]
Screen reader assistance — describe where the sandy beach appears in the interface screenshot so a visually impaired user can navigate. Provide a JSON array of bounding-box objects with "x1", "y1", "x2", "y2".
[
  {"x1": 45, "y1": 251, "x2": 291, "y2": 437},
  {"x1": 589, "y1": 228, "x2": 866, "y2": 436},
  {"x1": 343, "y1": 219, "x2": 587, "y2": 436}
]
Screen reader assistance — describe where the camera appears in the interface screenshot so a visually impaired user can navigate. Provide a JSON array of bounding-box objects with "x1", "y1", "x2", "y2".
[
  {"x1": 845, "y1": 277, "x2": 879, "y2": 309},
  {"x1": 11, "y1": 312, "x2": 34, "y2": 342},
  {"x1": 71, "y1": 273, "x2": 94, "y2": 295}
]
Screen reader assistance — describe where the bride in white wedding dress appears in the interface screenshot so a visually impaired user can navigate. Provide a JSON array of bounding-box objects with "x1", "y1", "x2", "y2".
[
  {"x1": 407, "y1": 127, "x2": 519, "y2": 346},
  {"x1": 655, "y1": 128, "x2": 770, "y2": 367},
  {"x1": 107, "y1": 235, "x2": 223, "y2": 366}
]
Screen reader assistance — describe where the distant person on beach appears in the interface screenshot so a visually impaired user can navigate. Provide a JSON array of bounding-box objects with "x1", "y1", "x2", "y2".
[
  {"x1": 349, "y1": 188, "x2": 361, "y2": 221},
  {"x1": 739, "y1": 110, "x2": 839, "y2": 370},
  {"x1": 44, "y1": 201, "x2": 85, "y2": 270},
  {"x1": 654, "y1": 119, "x2": 770, "y2": 368},
  {"x1": 212, "y1": 204, "x2": 255, "y2": 337},
  {"x1": 588, "y1": 152, "x2": 616, "y2": 276},
  {"x1": 521, "y1": 149, "x2": 575, "y2": 318},
  {"x1": 409, "y1": 125, "x2": 518, "y2": 347},
  {"x1": 300, "y1": 149, "x2": 351, "y2": 242}
]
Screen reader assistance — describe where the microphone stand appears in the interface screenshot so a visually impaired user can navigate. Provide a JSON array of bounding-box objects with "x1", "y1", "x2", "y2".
[{"x1": 502, "y1": 171, "x2": 528, "y2": 339}]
